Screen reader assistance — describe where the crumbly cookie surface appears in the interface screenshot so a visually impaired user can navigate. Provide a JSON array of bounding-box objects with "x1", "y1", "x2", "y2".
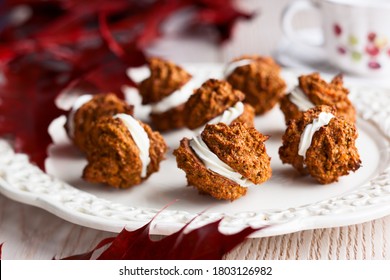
[
  {"x1": 184, "y1": 79, "x2": 248, "y2": 130},
  {"x1": 280, "y1": 73, "x2": 356, "y2": 123},
  {"x1": 174, "y1": 138, "x2": 247, "y2": 201},
  {"x1": 279, "y1": 105, "x2": 361, "y2": 184},
  {"x1": 83, "y1": 116, "x2": 167, "y2": 188},
  {"x1": 139, "y1": 57, "x2": 192, "y2": 104},
  {"x1": 226, "y1": 55, "x2": 286, "y2": 115},
  {"x1": 201, "y1": 123, "x2": 271, "y2": 184},
  {"x1": 230, "y1": 103, "x2": 255, "y2": 127},
  {"x1": 66, "y1": 93, "x2": 134, "y2": 153},
  {"x1": 149, "y1": 104, "x2": 186, "y2": 132}
]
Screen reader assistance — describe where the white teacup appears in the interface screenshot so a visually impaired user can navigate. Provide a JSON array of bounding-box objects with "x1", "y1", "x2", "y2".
[{"x1": 282, "y1": 0, "x2": 390, "y2": 77}]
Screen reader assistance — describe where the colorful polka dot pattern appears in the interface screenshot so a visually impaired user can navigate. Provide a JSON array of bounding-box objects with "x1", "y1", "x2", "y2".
[{"x1": 333, "y1": 23, "x2": 390, "y2": 70}]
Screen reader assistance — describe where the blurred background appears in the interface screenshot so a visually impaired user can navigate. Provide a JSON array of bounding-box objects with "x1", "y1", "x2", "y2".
[{"x1": 146, "y1": 0, "x2": 320, "y2": 63}]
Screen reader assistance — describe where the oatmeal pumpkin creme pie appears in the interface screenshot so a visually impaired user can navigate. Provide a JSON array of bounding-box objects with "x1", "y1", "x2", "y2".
[
  {"x1": 279, "y1": 105, "x2": 361, "y2": 184},
  {"x1": 83, "y1": 114, "x2": 167, "y2": 188},
  {"x1": 174, "y1": 122, "x2": 271, "y2": 201}
]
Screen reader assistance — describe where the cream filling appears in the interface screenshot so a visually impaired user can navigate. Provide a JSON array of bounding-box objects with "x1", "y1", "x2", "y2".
[
  {"x1": 67, "y1": 94, "x2": 93, "y2": 138},
  {"x1": 189, "y1": 136, "x2": 253, "y2": 187},
  {"x1": 150, "y1": 76, "x2": 204, "y2": 114},
  {"x1": 208, "y1": 101, "x2": 245, "y2": 126},
  {"x1": 127, "y1": 66, "x2": 151, "y2": 84},
  {"x1": 289, "y1": 86, "x2": 315, "y2": 111},
  {"x1": 223, "y1": 58, "x2": 254, "y2": 77},
  {"x1": 128, "y1": 65, "x2": 204, "y2": 114},
  {"x1": 298, "y1": 112, "x2": 335, "y2": 159},
  {"x1": 114, "y1": 114, "x2": 150, "y2": 178},
  {"x1": 194, "y1": 102, "x2": 245, "y2": 134}
]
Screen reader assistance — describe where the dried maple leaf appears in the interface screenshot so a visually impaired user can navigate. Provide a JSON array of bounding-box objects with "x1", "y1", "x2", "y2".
[
  {"x1": 0, "y1": 0, "x2": 251, "y2": 169},
  {"x1": 0, "y1": 44, "x2": 143, "y2": 169},
  {"x1": 59, "y1": 237, "x2": 115, "y2": 260},
  {"x1": 0, "y1": 0, "x2": 257, "y2": 260},
  {"x1": 0, "y1": 54, "x2": 68, "y2": 169},
  {"x1": 191, "y1": 0, "x2": 254, "y2": 42},
  {"x1": 61, "y1": 219, "x2": 261, "y2": 260}
]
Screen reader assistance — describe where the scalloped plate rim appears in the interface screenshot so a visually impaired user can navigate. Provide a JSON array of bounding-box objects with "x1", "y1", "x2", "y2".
[{"x1": 1, "y1": 66, "x2": 390, "y2": 238}]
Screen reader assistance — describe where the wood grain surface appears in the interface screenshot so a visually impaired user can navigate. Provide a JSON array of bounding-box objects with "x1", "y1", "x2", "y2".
[{"x1": 1, "y1": 193, "x2": 390, "y2": 260}]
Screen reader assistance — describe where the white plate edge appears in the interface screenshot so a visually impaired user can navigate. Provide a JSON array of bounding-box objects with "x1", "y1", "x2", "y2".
[{"x1": 0, "y1": 70, "x2": 390, "y2": 238}]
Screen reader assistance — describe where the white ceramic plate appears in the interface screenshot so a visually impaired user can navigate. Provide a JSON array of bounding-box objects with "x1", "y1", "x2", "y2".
[
  {"x1": 274, "y1": 28, "x2": 390, "y2": 88},
  {"x1": 1, "y1": 64, "x2": 390, "y2": 238}
]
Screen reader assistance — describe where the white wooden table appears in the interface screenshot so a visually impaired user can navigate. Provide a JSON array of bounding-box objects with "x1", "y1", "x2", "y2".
[{"x1": 1, "y1": 0, "x2": 390, "y2": 260}]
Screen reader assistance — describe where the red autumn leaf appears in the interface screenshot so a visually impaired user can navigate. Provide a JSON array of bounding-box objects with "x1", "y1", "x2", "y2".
[
  {"x1": 61, "y1": 218, "x2": 261, "y2": 260},
  {"x1": 0, "y1": 0, "x2": 256, "y2": 260},
  {"x1": 0, "y1": 47, "x2": 144, "y2": 169},
  {"x1": 97, "y1": 12, "x2": 146, "y2": 69},
  {"x1": 0, "y1": 0, "x2": 251, "y2": 168},
  {"x1": 191, "y1": 0, "x2": 254, "y2": 42},
  {"x1": 65, "y1": 55, "x2": 143, "y2": 98},
  {"x1": 130, "y1": 0, "x2": 189, "y2": 49},
  {"x1": 0, "y1": 55, "x2": 68, "y2": 169},
  {"x1": 60, "y1": 237, "x2": 115, "y2": 260}
]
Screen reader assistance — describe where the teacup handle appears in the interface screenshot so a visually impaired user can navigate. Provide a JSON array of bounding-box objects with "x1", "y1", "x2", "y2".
[{"x1": 281, "y1": 0, "x2": 324, "y2": 49}]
